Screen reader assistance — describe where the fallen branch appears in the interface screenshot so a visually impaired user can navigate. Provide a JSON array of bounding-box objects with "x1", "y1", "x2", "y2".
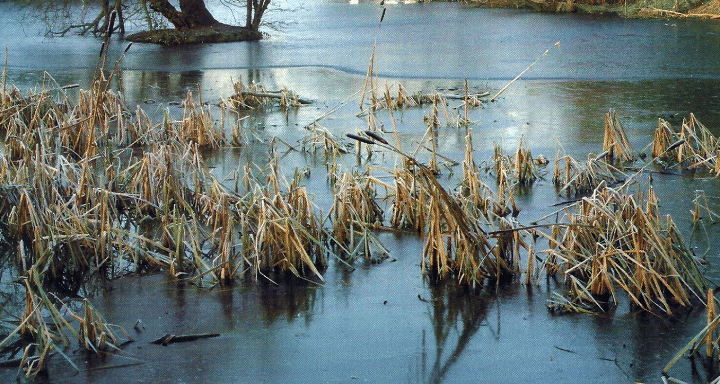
[
  {"x1": 86, "y1": 362, "x2": 144, "y2": 371},
  {"x1": 443, "y1": 92, "x2": 490, "y2": 100},
  {"x1": 239, "y1": 91, "x2": 313, "y2": 105},
  {"x1": 151, "y1": 333, "x2": 220, "y2": 346}
]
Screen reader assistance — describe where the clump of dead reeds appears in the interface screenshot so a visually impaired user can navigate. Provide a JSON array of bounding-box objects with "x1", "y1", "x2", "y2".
[
  {"x1": 362, "y1": 82, "x2": 486, "y2": 115},
  {"x1": 489, "y1": 138, "x2": 541, "y2": 186},
  {"x1": 175, "y1": 91, "x2": 226, "y2": 147},
  {"x1": 551, "y1": 111, "x2": 639, "y2": 197},
  {"x1": 0, "y1": 72, "x2": 333, "y2": 295},
  {"x1": 302, "y1": 123, "x2": 349, "y2": 160},
  {"x1": 553, "y1": 149, "x2": 624, "y2": 197},
  {"x1": 602, "y1": 109, "x2": 636, "y2": 164},
  {"x1": 348, "y1": 130, "x2": 525, "y2": 287},
  {"x1": 388, "y1": 159, "x2": 426, "y2": 233},
  {"x1": 417, "y1": 161, "x2": 495, "y2": 285},
  {"x1": 224, "y1": 78, "x2": 308, "y2": 112},
  {"x1": 328, "y1": 171, "x2": 389, "y2": 262},
  {"x1": 244, "y1": 164, "x2": 327, "y2": 281},
  {"x1": 650, "y1": 113, "x2": 720, "y2": 173},
  {"x1": 226, "y1": 78, "x2": 271, "y2": 110},
  {"x1": 116, "y1": 91, "x2": 226, "y2": 148},
  {"x1": 458, "y1": 130, "x2": 498, "y2": 219},
  {"x1": 543, "y1": 184, "x2": 707, "y2": 315}
]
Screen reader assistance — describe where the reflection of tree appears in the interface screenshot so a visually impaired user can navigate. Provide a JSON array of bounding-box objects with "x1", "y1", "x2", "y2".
[
  {"x1": 423, "y1": 282, "x2": 489, "y2": 384},
  {"x1": 258, "y1": 277, "x2": 317, "y2": 325}
]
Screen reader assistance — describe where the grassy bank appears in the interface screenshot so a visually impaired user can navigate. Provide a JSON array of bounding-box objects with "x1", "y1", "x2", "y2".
[{"x1": 432, "y1": 0, "x2": 720, "y2": 19}]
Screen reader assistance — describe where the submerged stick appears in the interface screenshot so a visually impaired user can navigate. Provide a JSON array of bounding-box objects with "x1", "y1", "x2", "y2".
[
  {"x1": 151, "y1": 333, "x2": 220, "y2": 346},
  {"x1": 490, "y1": 42, "x2": 560, "y2": 102},
  {"x1": 86, "y1": 362, "x2": 144, "y2": 371}
]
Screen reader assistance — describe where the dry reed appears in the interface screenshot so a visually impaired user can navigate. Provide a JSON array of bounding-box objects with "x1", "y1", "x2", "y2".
[
  {"x1": 224, "y1": 78, "x2": 308, "y2": 112},
  {"x1": 543, "y1": 184, "x2": 707, "y2": 314},
  {"x1": 348, "y1": 130, "x2": 526, "y2": 287},
  {"x1": 651, "y1": 113, "x2": 720, "y2": 174},
  {"x1": 553, "y1": 149, "x2": 624, "y2": 197},
  {"x1": 602, "y1": 109, "x2": 636, "y2": 163}
]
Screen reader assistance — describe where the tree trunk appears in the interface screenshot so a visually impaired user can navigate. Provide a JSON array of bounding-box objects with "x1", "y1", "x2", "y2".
[
  {"x1": 246, "y1": 0, "x2": 252, "y2": 29},
  {"x1": 115, "y1": 0, "x2": 125, "y2": 34},
  {"x1": 148, "y1": 0, "x2": 220, "y2": 29},
  {"x1": 179, "y1": 0, "x2": 220, "y2": 27},
  {"x1": 249, "y1": 0, "x2": 271, "y2": 31}
]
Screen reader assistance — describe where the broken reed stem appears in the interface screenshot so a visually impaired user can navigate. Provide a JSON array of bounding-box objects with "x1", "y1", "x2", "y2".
[{"x1": 490, "y1": 41, "x2": 560, "y2": 102}]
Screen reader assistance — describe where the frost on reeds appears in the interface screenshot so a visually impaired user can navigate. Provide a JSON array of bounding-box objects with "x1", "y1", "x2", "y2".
[
  {"x1": 346, "y1": 130, "x2": 525, "y2": 287},
  {"x1": 543, "y1": 184, "x2": 707, "y2": 315},
  {"x1": 329, "y1": 171, "x2": 389, "y2": 262},
  {"x1": 247, "y1": 164, "x2": 327, "y2": 280},
  {"x1": 651, "y1": 113, "x2": 720, "y2": 173},
  {"x1": 553, "y1": 149, "x2": 624, "y2": 197},
  {"x1": 602, "y1": 110, "x2": 636, "y2": 164},
  {"x1": 175, "y1": 91, "x2": 226, "y2": 147},
  {"x1": 223, "y1": 78, "x2": 308, "y2": 112},
  {"x1": 489, "y1": 137, "x2": 542, "y2": 186}
]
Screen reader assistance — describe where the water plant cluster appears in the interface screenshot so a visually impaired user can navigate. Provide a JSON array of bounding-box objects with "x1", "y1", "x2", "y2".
[
  {"x1": 2, "y1": 39, "x2": 720, "y2": 380},
  {"x1": 0, "y1": 63, "x2": 327, "y2": 376}
]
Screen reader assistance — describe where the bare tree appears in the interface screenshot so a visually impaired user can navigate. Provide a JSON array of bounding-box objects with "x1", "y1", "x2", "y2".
[
  {"x1": 22, "y1": 0, "x2": 271, "y2": 37},
  {"x1": 247, "y1": 0, "x2": 272, "y2": 31}
]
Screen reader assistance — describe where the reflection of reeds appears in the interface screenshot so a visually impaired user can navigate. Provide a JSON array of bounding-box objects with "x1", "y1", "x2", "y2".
[{"x1": 421, "y1": 281, "x2": 489, "y2": 383}]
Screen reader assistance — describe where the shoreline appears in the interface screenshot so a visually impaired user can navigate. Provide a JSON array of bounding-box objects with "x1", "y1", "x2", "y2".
[
  {"x1": 462, "y1": 0, "x2": 720, "y2": 19},
  {"x1": 125, "y1": 24, "x2": 264, "y2": 45}
]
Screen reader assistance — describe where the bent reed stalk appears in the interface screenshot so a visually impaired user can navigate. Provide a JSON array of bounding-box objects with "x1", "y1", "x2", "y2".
[{"x1": 0, "y1": 66, "x2": 325, "y2": 376}]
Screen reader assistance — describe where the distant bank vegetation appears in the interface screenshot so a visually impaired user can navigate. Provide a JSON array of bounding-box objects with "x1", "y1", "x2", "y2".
[{"x1": 419, "y1": 0, "x2": 720, "y2": 19}]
